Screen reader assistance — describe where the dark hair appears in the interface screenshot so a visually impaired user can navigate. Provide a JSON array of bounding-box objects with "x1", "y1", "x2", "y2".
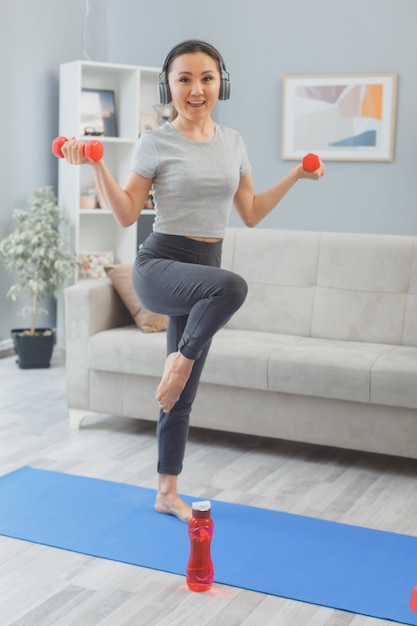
[{"x1": 163, "y1": 40, "x2": 224, "y2": 78}]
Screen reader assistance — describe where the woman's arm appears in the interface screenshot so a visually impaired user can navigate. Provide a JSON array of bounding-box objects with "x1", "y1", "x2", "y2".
[
  {"x1": 233, "y1": 161, "x2": 325, "y2": 228},
  {"x1": 60, "y1": 139, "x2": 152, "y2": 228}
]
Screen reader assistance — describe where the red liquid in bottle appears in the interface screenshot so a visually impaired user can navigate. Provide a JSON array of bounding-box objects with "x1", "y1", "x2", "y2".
[{"x1": 186, "y1": 500, "x2": 214, "y2": 592}]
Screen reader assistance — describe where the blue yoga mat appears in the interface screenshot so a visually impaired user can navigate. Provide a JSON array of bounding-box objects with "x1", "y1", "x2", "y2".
[{"x1": 0, "y1": 466, "x2": 416, "y2": 625}]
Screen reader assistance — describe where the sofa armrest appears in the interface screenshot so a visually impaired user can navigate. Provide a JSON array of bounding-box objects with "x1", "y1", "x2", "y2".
[
  {"x1": 64, "y1": 278, "x2": 133, "y2": 411},
  {"x1": 66, "y1": 278, "x2": 132, "y2": 336}
]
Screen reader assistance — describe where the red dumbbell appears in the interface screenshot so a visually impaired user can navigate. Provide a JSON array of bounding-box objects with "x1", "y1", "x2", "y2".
[
  {"x1": 302, "y1": 153, "x2": 320, "y2": 173},
  {"x1": 411, "y1": 585, "x2": 417, "y2": 613},
  {"x1": 52, "y1": 136, "x2": 104, "y2": 162}
]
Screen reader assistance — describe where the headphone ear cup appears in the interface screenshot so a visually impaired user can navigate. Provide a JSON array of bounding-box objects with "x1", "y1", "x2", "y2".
[
  {"x1": 158, "y1": 72, "x2": 171, "y2": 105},
  {"x1": 219, "y1": 78, "x2": 230, "y2": 100},
  {"x1": 218, "y1": 67, "x2": 231, "y2": 100}
]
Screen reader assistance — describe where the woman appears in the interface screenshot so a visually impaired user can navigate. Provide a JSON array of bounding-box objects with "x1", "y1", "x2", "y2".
[{"x1": 61, "y1": 40, "x2": 325, "y2": 522}]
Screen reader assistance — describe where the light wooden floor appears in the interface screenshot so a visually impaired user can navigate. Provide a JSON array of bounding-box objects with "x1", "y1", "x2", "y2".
[{"x1": 1, "y1": 350, "x2": 416, "y2": 626}]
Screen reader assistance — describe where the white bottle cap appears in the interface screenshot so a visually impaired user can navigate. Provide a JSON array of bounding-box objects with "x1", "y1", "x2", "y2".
[{"x1": 192, "y1": 500, "x2": 211, "y2": 511}]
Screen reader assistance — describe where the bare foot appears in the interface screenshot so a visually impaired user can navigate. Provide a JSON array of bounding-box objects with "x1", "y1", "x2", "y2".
[
  {"x1": 155, "y1": 491, "x2": 192, "y2": 523},
  {"x1": 156, "y1": 351, "x2": 194, "y2": 413}
]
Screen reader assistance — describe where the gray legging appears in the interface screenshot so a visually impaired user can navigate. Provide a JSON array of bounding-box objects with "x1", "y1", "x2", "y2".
[{"x1": 132, "y1": 232, "x2": 248, "y2": 475}]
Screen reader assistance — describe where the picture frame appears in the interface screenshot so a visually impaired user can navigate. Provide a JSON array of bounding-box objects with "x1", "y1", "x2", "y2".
[
  {"x1": 139, "y1": 112, "x2": 158, "y2": 134},
  {"x1": 80, "y1": 88, "x2": 117, "y2": 137},
  {"x1": 281, "y1": 73, "x2": 398, "y2": 162}
]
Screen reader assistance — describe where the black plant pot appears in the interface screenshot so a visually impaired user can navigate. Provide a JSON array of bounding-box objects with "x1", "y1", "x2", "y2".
[{"x1": 11, "y1": 328, "x2": 55, "y2": 369}]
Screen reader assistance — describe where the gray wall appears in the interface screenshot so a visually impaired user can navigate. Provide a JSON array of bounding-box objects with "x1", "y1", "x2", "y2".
[
  {"x1": 1, "y1": 0, "x2": 416, "y2": 345},
  {"x1": 107, "y1": 0, "x2": 416, "y2": 236},
  {"x1": 0, "y1": 0, "x2": 107, "y2": 345}
]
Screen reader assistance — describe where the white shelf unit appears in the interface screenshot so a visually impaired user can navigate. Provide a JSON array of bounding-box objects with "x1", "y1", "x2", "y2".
[
  {"x1": 57, "y1": 60, "x2": 160, "y2": 347},
  {"x1": 58, "y1": 60, "x2": 160, "y2": 268}
]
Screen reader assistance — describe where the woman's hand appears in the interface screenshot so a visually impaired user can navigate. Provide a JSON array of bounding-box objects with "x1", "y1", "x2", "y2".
[
  {"x1": 297, "y1": 158, "x2": 325, "y2": 180},
  {"x1": 60, "y1": 138, "x2": 89, "y2": 165}
]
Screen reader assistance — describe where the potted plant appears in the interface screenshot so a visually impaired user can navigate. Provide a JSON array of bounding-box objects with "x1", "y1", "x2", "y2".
[{"x1": 0, "y1": 186, "x2": 76, "y2": 368}]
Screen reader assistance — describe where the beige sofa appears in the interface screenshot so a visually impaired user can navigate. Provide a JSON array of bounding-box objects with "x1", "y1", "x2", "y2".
[{"x1": 65, "y1": 227, "x2": 417, "y2": 459}]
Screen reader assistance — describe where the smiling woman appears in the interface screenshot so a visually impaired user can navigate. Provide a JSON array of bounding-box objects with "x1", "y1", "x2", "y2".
[
  {"x1": 168, "y1": 53, "x2": 220, "y2": 141},
  {"x1": 157, "y1": 40, "x2": 231, "y2": 134},
  {"x1": 158, "y1": 40, "x2": 231, "y2": 103},
  {"x1": 59, "y1": 39, "x2": 325, "y2": 523}
]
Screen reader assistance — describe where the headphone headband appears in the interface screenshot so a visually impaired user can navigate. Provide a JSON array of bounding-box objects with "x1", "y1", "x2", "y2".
[{"x1": 158, "y1": 40, "x2": 231, "y2": 105}]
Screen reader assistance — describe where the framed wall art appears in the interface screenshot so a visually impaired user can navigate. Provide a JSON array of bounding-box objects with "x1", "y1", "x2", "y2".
[
  {"x1": 80, "y1": 88, "x2": 117, "y2": 137},
  {"x1": 281, "y1": 73, "x2": 397, "y2": 162}
]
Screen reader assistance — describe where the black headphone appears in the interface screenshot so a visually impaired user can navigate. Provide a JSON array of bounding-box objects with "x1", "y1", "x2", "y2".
[{"x1": 158, "y1": 40, "x2": 231, "y2": 105}]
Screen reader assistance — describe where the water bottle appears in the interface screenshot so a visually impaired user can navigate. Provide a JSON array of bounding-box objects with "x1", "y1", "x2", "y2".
[{"x1": 186, "y1": 500, "x2": 214, "y2": 592}]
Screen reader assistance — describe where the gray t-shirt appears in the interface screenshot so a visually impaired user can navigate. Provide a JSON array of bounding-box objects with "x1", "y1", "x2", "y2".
[{"x1": 130, "y1": 122, "x2": 251, "y2": 238}]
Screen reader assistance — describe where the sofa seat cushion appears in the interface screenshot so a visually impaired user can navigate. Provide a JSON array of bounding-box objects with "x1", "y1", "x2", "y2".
[
  {"x1": 88, "y1": 327, "x2": 417, "y2": 408},
  {"x1": 267, "y1": 337, "x2": 395, "y2": 403},
  {"x1": 370, "y1": 346, "x2": 417, "y2": 410},
  {"x1": 203, "y1": 329, "x2": 304, "y2": 390},
  {"x1": 88, "y1": 327, "x2": 304, "y2": 391},
  {"x1": 88, "y1": 326, "x2": 167, "y2": 377}
]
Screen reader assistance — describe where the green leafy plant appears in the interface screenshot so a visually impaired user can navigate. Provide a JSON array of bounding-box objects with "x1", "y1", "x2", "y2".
[{"x1": 0, "y1": 186, "x2": 76, "y2": 336}]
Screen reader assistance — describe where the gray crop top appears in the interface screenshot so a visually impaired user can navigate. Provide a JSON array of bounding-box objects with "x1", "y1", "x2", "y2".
[{"x1": 130, "y1": 122, "x2": 251, "y2": 238}]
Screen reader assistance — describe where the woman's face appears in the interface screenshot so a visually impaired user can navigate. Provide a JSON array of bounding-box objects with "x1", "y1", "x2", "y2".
[{"x1": 168, "y1": 52, "x2": 221, "y2": 122}]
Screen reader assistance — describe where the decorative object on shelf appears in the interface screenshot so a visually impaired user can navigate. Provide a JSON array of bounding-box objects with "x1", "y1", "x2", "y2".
[
  {"x1": 143, "y1": 188, "x2": 154, "y2": 210},
  {"x1": 281, "y1": 73, "x2": 397, "y2": 161},
  {"x1": 83, "y1": 127, "x2": 104, "y2": 137},
  {"x1": 80, "y1": 187, "x2": 98, "y2": 209},
  {"x1": 139, "y1": 112, "x2": 158, "y2": 134},
  {"x1": 0, "y1": 186, "x2": 77, "y2": 368},
  {"x1": 80, "y1": 88, "x2": 117, "y2": 137},
  {"x1": 95, "y1": 186, "x2": 107, "y2": 211},
  {"x1": 153, "y1": 103, "x2": 173, "y2": 126},
  {"x1": 77, "y1": 251, "x2": 115, "y2": 279}
]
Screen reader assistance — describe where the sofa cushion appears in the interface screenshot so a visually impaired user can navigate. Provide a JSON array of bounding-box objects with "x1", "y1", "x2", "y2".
[
  {"x1": 88, "y1": 325, "x2": 414, "y2": 408},
  {"x1": 312, "y1": 232, "x2": 414, "y2": 344},
  {"x1": 267, "y1": 337, "x2": 394, "y2": 403},
  {"x1": 223, "y1": 228, "x2": 320, "y2": 335},
  {"x1": 402, "y1": 239, "x2": 417, "y2": 347},
  {"x1": 88, "y1": 327, "x2": 303, "y2": 391},
  {"x1": 312, "y1": 288, "x2": 407, "y2": 344},
  {"x1": 88, "y1": 326, "x2": 167, "y2": 377},
  {"x1": 202, "y1": 329, "x2": 303, "y2": 389},
  {"x1": 223, "y1": 229, "x2": 416, "y2": 347},
  {"x1": 104, "y1": 264, "x2": 168, "y2": 333},
  {"x1": 370, "y1": 346, "x2": 417, "y2": 409}
]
